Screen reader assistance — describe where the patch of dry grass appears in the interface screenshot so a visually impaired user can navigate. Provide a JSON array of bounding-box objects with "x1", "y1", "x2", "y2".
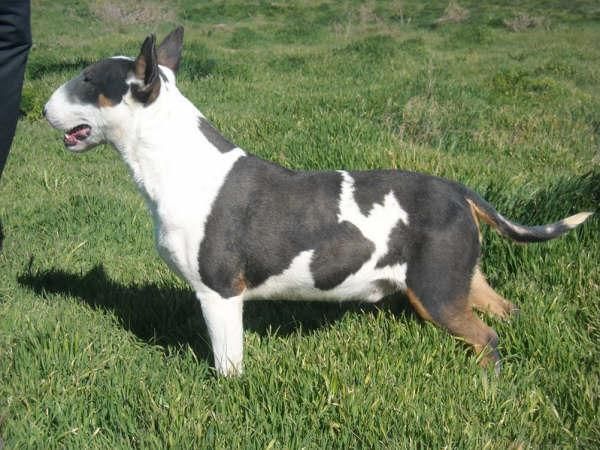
[
  {"x1": 398, "y1": 95, "x2": 447, "y2": 144},
  {"x1": 357, "y1": 2, "x2": 380, "y2": 26},
  {"x1": 332, "y1": 2, "x2": 385, "y2": 41},
  {"x1": 434, "y1": 1, "x2": 469, "y2": 26},
  {"x1": 90, "y1": 0, "x2": 176, "y2": 26},
  {"x1": 503, "y1": 13, "x2": 549, "y2": 32},
  {"x1": 332, "y1": 1, "x2": 413, "y2": 40}
]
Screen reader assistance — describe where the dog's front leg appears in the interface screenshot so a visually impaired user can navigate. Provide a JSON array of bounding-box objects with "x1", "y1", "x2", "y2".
[{"x1": 197, "y1": 293, "x2": 244, "y2": 376}]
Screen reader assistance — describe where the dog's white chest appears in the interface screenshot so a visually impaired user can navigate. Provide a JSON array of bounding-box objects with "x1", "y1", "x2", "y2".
[{"x1": 139, "y1": 146, "x2": 246, "y2": 292}]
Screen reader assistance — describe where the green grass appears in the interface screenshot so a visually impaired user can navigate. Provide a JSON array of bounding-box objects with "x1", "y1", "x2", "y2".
[{"x1": 1, "y1": 0, "x2": 599, "y2": 447}]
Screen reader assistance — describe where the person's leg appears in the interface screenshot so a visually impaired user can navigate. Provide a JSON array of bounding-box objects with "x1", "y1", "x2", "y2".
[
  {"x1": 0, "y1": 0, "x2": 31, "y2": 176},
  {"x1": 0, "y1": 1, "x2": 31, "y2": 250}
]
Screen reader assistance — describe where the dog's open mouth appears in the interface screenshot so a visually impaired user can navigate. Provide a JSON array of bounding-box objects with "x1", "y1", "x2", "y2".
[{"x1": 64, "y1": 124, "x2": 92, "y2": 147}]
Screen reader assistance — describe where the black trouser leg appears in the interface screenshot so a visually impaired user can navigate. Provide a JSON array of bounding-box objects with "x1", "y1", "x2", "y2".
[{"x1": 0, "y1": 1, "x2": 31, "y2": 250}]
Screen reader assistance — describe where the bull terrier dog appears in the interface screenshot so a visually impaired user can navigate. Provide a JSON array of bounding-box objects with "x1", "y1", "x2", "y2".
[{"x1": 44, "y1": 27, "x2": 592, "y2": 375}]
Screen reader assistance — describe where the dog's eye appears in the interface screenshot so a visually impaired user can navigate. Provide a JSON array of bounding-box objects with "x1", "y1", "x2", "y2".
[{"x1": 83, "y1": 72, "x2": 92, "y2": 83}]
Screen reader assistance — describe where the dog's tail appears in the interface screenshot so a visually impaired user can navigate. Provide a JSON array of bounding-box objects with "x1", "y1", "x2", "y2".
[{"x1": 465, "y1": 193, "x2": 593, "y2": 243}]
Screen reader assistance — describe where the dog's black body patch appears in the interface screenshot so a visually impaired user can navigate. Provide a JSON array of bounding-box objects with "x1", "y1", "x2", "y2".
[
  {"x1": 198, "y1": 156, "x2": 376, "y2": 297},
  {"x1": 198, "y1": 117, "x2": 236, "y2": 153},
  {"x1": 67, "y1": 58, "x2": 133, "y2": 105},
  {"x1": 310, "y1": 220, "x2": 375, "y2": 290}
]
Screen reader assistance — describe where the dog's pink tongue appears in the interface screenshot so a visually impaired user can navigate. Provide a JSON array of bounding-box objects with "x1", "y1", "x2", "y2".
[
  {"x1": 64, "y1": 133, "x2": 79, "y2": 146},
  {"x1": 64, "y1": 126, "x2": 91, "y2": 146}
]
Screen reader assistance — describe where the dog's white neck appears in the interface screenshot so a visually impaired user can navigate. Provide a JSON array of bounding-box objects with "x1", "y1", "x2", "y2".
[{"x1": 112, "y1": 83, "x2": 245, "y2": 211}]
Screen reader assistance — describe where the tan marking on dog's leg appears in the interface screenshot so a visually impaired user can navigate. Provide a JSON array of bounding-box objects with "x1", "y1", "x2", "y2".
[
  {"x1": 443, "y1": 307, "x2": 500, "y2": 369},
  {"x1": 469, "y1": 267, "x2": 518, "y2": 320},
  {"x1": 406, "y1": 288, "x2": 433, "y2": 322},
  {"x1": 407, "y1": 288, "x2": 500, "y2": 370}
]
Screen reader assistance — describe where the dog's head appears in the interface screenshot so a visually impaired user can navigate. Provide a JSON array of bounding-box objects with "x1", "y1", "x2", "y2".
[{"x1": 44, "y1": 27, "x2": 184, "y2": 152}]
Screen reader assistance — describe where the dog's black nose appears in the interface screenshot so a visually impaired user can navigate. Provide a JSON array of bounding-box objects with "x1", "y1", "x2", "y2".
[{"x1": 42, "y1": 106, "x2": 47, "y2": 117}]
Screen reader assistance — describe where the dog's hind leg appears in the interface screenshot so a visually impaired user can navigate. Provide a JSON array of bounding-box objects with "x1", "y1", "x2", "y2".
[
  {"x1": 439, "y1": 307, "x2": 500, "y2": 371},
  {"x1": 469, "y1": 267, "x2": 518, "y2": 320},
  {"x1": 197, "y1": 292, "x2": 244, "y2": 376},
  {"x1": 406, "y1": 288, "x2": 501, "y2": 371},
  {"x1": 405, "y1": 221, "x2": 501, "y2": 371}
]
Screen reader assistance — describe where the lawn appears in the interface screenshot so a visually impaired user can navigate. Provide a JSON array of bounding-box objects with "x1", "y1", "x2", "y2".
[{"x1": 1, "y1": 0, "x2": 599, "y2": 447}]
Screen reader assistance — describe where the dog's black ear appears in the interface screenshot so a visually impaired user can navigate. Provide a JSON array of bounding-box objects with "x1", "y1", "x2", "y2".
[
  {"x1": 132, "y1": 34, "x2": 161, "y2": 104},
  {"x1": 157, "y1": 26, "x2": 184, "y2": 74}
]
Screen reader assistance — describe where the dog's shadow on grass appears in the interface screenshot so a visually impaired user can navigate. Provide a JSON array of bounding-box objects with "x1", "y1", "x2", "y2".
[{"x1": 18, "y1": 264, "x2": 412, "y2": 363}]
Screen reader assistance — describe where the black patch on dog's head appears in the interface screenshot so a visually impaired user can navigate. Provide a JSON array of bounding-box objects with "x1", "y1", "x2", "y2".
[
  {"x1": 198, "y1": 117, "x2": 236, "y2": 152},
  {"x1": 62, "y1": 28, "x2": 184, "y2": 108},
  {"x1": 67, "y1": 58, "x2": 134, "y2": 106}
]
